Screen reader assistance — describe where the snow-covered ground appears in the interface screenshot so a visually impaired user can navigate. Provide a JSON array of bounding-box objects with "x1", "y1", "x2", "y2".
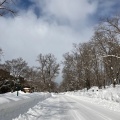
[
  {"x1": 13, "y1": 93, "x2": 120, "y2": 120},
  {"x1": 0, "y1": 91, "x2": 51, "y2": 120},
  {"x1": 0, "y1": 85, "x2": 120, "y2": 120},
  {"x1": 73, "y1": 85, "x2": 120, "y2": 103},
  {"x1": 66, "y1": 85, "x2": 120, "y2": 112}
]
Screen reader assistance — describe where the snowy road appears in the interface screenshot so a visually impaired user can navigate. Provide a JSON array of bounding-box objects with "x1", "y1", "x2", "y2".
[{"x1": 14, "y1": 94, "x2": 120, "y2": 120}]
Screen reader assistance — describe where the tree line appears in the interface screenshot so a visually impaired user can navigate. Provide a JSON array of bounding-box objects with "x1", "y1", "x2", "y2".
[
  {"x1": 0, "y1": 53, "x2": 59, "y2": 93},
  {"x1": 60, "y1": 16, "x2": 120, "y2": 92}
]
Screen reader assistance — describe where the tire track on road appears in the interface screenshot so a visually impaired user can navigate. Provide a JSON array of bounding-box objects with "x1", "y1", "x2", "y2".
[{"x1": 64, "y1": 95, "x2": 112, "y2": 120}]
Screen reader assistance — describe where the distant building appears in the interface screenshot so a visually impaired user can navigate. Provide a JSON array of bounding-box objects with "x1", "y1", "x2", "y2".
[{"x1": 23, "y1": 87, "x2": 31, "y2": 93}]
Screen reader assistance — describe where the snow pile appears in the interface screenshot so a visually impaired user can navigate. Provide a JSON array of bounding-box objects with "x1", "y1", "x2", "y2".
[
  {"x1": 0, "y1": 91, "x2": 51, "y2": 120},
  {"x1": 13, "y1": 93, "x2": 59, "y2": 120},
  {"x1": 86, "y1": 85, "x2": 120, "y2": 103},
  {"x1": 65, "y1": 85, "x2": 120, "y2": 112},
  {"x1": 66, "y1": 85, "x2": 120, "y2": 103},
  {"x1": 96, "y1": 86, "x2": 120, "y2": 103}
]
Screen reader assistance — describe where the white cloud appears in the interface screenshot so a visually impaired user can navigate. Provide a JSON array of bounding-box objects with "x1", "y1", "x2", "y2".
[{"x1": 32, "y1": 0, "x2": 97, "y2": 26}]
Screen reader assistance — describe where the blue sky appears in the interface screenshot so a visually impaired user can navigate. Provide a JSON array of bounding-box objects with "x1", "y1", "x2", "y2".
[
  {"x1": 0, "y1": 0, "x2": 120, "y2": 83},
  {"x1": 17, "y1": 0, "x2": 32, "y2": 9},
  {"x1": 16, "y1": 0, "x2": 120, "y2": 23}
]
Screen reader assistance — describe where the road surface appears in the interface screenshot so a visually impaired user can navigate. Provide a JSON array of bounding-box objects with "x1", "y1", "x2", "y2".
[{"x1": 14, "y1": 94, "x2": 120, "y2": 120}]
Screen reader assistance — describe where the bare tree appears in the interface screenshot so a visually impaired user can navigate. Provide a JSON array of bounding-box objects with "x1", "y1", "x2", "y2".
[
  {"x1": 37, "y1": 53, "x2": 59, "y2": 91},
  {"x1": 0, "y1": 48, "x2": 3, "y2": 62},
  {"x1": 62, "y1": 52, "x2": 77, "y2": 91},
  {"x1": 4, "y1": 57, "x2": 28, "y2": 77},
  {"x1": 24, "y1": 67, "x2": 39, "y2": 81},
  {"x1": 93, "y1": 16, "x2": 120, "y2": 86},
  {"x1": 99, "y1": 16, "x2": 120, "y2": 35},
  {"x1": 0, "y1": 0, "x2": 16, "y2": 16}
]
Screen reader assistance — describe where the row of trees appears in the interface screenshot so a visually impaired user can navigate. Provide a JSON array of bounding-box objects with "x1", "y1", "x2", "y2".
[
  {"x1": 0, "y1": 53, "x2": 59, "y2": 93},
  {"x1": 60, "y1": 16, "x2": 120, "y2": 92}
]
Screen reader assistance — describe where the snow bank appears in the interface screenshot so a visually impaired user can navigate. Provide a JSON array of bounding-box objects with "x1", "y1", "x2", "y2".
[
  {"x1": 65, "y1": 85, "x2": 120, "y2": 112},
  {"x1": 0, "y1": 91, "x2": 51, "y2": 120},
  {"x1": 66, "y1": 85, "x2": 120, "y2": 103}
]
